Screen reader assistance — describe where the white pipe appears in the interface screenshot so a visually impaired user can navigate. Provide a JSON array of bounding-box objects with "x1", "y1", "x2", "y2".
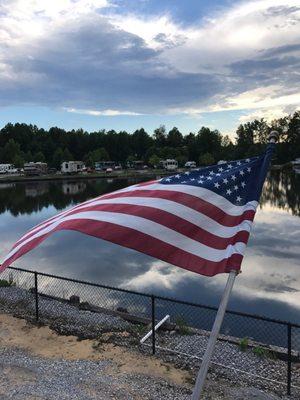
[{"x1": 140, "y1": 314, "x2": 170, "y2": 344}]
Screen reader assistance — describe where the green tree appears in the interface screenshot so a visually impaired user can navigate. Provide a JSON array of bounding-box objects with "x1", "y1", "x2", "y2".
[
  {"x1": 199, "y1": 152, "x2": 215, "y2": 166},
  {"x1": 197, "y1": 127, "x2": 222, "y2": 161},
  {"x1": 167, "y1": 127, "x2": 183, "y2": 147},
  {"x1": 52, "y1": 148, "x2": 64, "y2": 169},
  {"x1": 84, "y1": 147, "x2": 110, "y2": 166},
  {"x1": 62, "y1": 148, "x2": 73, "y2": 161},
  {"x1": 34, "y1": 151, "x2": 46, "y2": 162},
  {"x1": 149, "y1": 154, "x2": 160, "y2": 168},
  {"x1": 2, "y1": 139, "x2": 21, "y2": 163},
  {"x1": 153, "y1": 125, "x2": 166, "y2": 147}
]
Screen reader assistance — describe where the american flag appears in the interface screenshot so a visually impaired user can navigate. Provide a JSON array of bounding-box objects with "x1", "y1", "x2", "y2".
[{"x1": 0, "y1": 144, "x2": 274, "y2": 276}]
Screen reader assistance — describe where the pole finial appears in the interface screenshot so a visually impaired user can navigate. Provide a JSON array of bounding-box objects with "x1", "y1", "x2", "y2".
[{"x1": 268, "y1": 130, "x2": 279, "y2": 143}]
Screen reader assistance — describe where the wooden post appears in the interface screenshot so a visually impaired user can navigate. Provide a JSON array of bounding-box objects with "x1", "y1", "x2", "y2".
[{"x1": 191, "y1": 270, "x2": 238, "y2": 399}]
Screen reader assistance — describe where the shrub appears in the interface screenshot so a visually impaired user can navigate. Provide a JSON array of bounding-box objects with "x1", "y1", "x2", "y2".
[
  {"x1": 175, "y1": 316, "x2": 192, "y2": 335},
  {"x1": 239, "y1": 337, "x2": 249, "y2": 352}
]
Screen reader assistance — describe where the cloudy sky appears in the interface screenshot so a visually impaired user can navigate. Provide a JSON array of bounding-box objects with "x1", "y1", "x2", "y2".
[{"x1": 0, "y1": 0, "x2": 300, "y2": 137}]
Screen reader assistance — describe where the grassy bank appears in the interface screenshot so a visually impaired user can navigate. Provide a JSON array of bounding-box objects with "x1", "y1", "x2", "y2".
[{"x1": 0, "y1": 169, "x2": 171, "y2": 184}]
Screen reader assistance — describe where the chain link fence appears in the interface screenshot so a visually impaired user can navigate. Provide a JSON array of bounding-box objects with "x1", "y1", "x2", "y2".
[{"x1": 0, "y1": 266, "x2": 299, "y2": 397}]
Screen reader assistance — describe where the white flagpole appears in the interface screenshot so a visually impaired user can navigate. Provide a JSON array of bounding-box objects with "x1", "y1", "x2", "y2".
[
  {"x1": 191, "y1": 270, "x2": 238, "y2": 400},
  {"x1": 192, "y1": 131, "x2": 279, "y2": 399}
]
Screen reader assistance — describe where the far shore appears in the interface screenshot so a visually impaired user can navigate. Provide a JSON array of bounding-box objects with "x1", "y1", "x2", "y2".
[
  {"x1": 0, "y1": 163, "x2": 292, "y2": 184},
  {"x1": 0, "y1": 169, "x2": 171, "y2": 184}
]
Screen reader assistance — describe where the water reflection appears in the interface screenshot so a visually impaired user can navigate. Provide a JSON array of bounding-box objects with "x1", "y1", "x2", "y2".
[{"x1": 0, "y1": 172, "x2": 299, "y2": 323}]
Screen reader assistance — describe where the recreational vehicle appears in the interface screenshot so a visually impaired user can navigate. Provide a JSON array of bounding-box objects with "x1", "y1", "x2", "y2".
[
  {"x1": 61, "y1": 161, "x2": 85, "y2": 174},
  {"x1": 0, "y1": 164, "x2": 18, "y2": 174},
  {"x1": 24, "y1": 162, "x2": 48, "y2": 176},
  {"x1": 160, "y1": 159, "x2": 178, "y2": 171}
]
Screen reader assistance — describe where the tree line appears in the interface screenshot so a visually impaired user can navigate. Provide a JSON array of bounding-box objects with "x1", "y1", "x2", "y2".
[{"x1": 0, "y1": 110, "x2": 299, "y2": 168}]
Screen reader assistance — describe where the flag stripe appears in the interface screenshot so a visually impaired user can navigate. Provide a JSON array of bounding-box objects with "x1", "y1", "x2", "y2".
[
  {"x1": 1, "y1": 219, "x2": 244, "y2": 276},
  {"x1": 11, "y1": 186, "x2": 256, "y2": 250},
  {"x1": 109, "y1": 183, "x2": 258, "y2": 215},
  {"x1": 4, "y1": 210, "x2": 247, "y2": 263},
  {"x1": 12, "y1": 202, "x2": 251, "y2": 252},
  {"x1": 13, "y1": 196, "x2": 253, "y2": 250}
]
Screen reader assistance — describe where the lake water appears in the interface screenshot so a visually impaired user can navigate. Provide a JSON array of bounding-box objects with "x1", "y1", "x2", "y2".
[{"x1": 0, "y1": 171, "x2": 300, "y2": 324}]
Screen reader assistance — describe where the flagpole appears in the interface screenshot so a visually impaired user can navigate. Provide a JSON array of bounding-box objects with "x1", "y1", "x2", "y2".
[
  {"x1": 191, "y1": 270, "x2": 238, "y2": 400},
  {"x1": 191, "y1": 130, "x2": 279, "y2": 399}
]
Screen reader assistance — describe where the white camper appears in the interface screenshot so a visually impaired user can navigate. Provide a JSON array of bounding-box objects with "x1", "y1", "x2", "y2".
[
  {"x1": 0, "y1": 164, "x2": 18, "y2": 174},
  {"x1": 161, "y1": 159, "x2": 178, "y2": 171},
  {"x1": 61, "y1": 161, "x2": 85, "y2": 174},
  {"x1": 185, "y1": 161, "x2": 196, "y2": 169}
]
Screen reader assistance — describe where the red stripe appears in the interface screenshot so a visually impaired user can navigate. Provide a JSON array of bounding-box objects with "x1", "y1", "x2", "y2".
[
  {"x1": 1, "y1": 219, "x2": 243, "y2": 276},
  {"x1": 11, "y1": 202, "x2": 250, "y2": 252},
  {"x1": 98, "y1": 189, "x2": 256, "y2": 227}
]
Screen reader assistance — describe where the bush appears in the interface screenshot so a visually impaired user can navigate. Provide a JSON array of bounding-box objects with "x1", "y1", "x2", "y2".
[
  {"x1": 239, "y1": 337, "x2": 249, "y2": 352},
  {"x1": 0, "y1": 279, "x2": 13, "y2": 287},
  {"x1": 175, "y1": 316, "x2": 192, "y2": 335}
]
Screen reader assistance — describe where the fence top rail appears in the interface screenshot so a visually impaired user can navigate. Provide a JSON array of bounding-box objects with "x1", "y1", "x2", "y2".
[{"x1": 6, "y1": 266, "x2": 300, "y2": 329}]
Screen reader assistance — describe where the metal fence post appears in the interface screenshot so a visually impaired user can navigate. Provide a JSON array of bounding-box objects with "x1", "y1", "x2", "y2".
[
  {"x1": 151, "y1": 295, "x2": 156, "y2": 355},
  {"x1": 34, "y1": 271, "x2": 39, "y2": 322},
  {"x1": 287, "y1": 323, "x2": 292, "y2": 396}
]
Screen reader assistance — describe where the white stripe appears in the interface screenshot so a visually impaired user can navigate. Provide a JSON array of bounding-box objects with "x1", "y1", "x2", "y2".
[{"x1": 3, "y1": 211, "x2": 246, "y2": 264}]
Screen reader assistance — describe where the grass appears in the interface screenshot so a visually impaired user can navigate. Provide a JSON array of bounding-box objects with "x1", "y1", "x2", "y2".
[
  {"x1": 239, "y1": 337, "x2": 249, "y2": 352},
  {"x1": 175, "y1": 316, "x2": 192, "y2": 335},
  {"x1": 0, "y1": 279, "x2": 14, "y2": 287}
]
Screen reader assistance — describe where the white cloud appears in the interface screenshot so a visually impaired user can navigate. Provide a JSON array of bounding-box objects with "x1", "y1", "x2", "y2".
[
  {"x1": 0, "y1": 0, "x2": 299, "y2": 123},
  {"x1": 65, "y1": 107, "x2": 142, "y2": 116}
]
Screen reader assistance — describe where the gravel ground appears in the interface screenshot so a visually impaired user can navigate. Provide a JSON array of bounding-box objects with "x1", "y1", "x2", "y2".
[
  {"x1": 155, "y1": 332, "x2": 300, "y2": 388},
  {"x1": 0, "y1": 347, "x2": 191, "y2": 400}
]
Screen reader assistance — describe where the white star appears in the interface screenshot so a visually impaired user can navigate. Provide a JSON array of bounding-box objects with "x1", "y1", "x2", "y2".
[
  {"x1": 223, "y1": 178, "x2": 228, "y2": 184},
  {"x1": 240, "y1": 170, "x2": 244, "y2": 176},
  {"x1": 236, "y1": 196, "x2": 242, "y2": 202},
  {"x1": 200, "y1": 175, "x2": 205, "y2": 178},
  {"x1": 226, "y1": 189, "x2": 232, "y2": 195},
  {"x1": 207, "y1": 176, "x2": 213, "y2": 181},
  {"x1": 209, "y1": 171, "x2": 215, "y2": 175},
  {"x1": 216, "y1": 173, "x2": 221, "y2": 177},
  {"x1": 218, "y1": 167, "x2": 224, "y2": 172},
  {"x1": 231, "y1": 175, "x2": 236, "y2": 181},
  {"x1": 246, "y1": 158, "x2": 250, "y2": 162},
  {"x1": 234, "y1": 185, "x2": 238, "y2": 191},
  {"x1": 247, "y1": 167, "x2": 251, "y2": 172},
  {"x1": 241, "y1": 181, "x2": 246, "y2": 188},
  {"x1": 214, "y1": 182, "x2": 220, "y2": 188},
  {"x1": 198, "y1": 180, "x2": 204, "y2": 184},
  {"x1": 175, "y1": 174, "x2": 180, "y2": 178},
  {"x1": 190, "y1": 178, "x2": 195, "y2": 181},
  {"x1": 185, "y1": 171, "x2": 190, "y2": 175},
  {"x1": 165, "y1": 178, "x2": 171, "y2": 182},
  {"x1": 237, "y1": 161, "x2": 241, "y2": 166},
  {"x1": 227, "y1": 164, "x2": 233, "y2": 169}
]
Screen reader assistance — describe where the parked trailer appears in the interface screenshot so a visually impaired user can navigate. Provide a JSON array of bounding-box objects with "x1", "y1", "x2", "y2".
[
  {"x1": 24, "y1": 162, "x2": 48, "y2": 176},
  {"x1": 160, "y1": 159, "x2": 178, "y2": 171},
  {"x1": 61, "y1": 161, "x2": 85, "y2": 174},
  {"x1": 0, "y1": 164, "x2": 18, "y2": 174}
]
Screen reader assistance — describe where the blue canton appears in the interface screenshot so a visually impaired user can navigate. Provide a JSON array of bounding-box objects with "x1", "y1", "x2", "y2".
[{"x1": 160, "y1": 153, "x2": 269, "y2": 206}]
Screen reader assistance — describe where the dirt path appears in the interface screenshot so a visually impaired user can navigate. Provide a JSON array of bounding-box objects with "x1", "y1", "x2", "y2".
[{"x1": 0, "y1": 313, "x2": 191, "y2": 387}]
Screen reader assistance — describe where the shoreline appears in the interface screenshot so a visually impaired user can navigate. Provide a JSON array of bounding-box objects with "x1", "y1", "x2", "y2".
[
  {"x1": 0, "y1": 164, "x2": 291, "y2": 184},
  {"x1": 0, "y1": 170, "x2": 171, "y2": 184}
]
